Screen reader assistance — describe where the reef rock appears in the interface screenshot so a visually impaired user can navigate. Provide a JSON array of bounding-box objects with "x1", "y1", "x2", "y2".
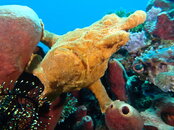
[{"x1": 0, "y1": 5, "x2": 43, "y2": 84}]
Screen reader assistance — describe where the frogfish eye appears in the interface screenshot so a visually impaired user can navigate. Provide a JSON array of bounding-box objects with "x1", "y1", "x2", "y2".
[{"x1": 133, "y1": 63, "x2": 144, "y2": 73}]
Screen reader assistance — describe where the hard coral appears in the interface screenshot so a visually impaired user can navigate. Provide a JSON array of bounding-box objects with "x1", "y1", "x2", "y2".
[
  {"x1": 0, "y1": 5, "x2": 43, "y2": 84},
  {"x1": 32, "y1": 10, "x2": 146, "y2": 113}
]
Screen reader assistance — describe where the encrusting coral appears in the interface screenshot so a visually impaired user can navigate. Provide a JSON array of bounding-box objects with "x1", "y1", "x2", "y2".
[{"x1": 30, "y1": 10, "x2": 146, "y2": 113}]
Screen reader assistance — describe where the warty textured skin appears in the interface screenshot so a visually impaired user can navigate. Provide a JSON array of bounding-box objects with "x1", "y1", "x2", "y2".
[{"x1": 33, "y1": 10, "x2": 146, "y2": 112}]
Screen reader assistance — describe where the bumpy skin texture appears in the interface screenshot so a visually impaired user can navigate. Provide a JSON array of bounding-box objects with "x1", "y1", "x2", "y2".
[
  {"x1": 34, "y1": 10, "x2": 146, "y2": 112},
  {"x1": 105, "y1": 100, "x2": 144, "y2": 130},
  {"x1": 0, "y1": 5, "x2": 43, "y2": 84}
]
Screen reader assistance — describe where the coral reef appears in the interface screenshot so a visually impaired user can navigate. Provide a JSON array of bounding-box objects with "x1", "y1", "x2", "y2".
[
  {"x1": 2, "y1": 1, "x2": 174, "y2": 130},
  {"x1": 108, "y1": 1, "x2": 174, "y2": 129},
  {"x1": 132, "y1": 46, "x2": 174, "y2": 92},
  {"x1": 145, "y1": 0, "x2": 174, "y2": 40},
  {"x1": 0, "y1": 5, "x2": 147, "y2": 129}
]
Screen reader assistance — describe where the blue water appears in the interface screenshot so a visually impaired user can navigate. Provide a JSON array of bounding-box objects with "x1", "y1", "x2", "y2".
[{"x1": 1, "y1": 0, "x2": 149, "y2": 51}]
